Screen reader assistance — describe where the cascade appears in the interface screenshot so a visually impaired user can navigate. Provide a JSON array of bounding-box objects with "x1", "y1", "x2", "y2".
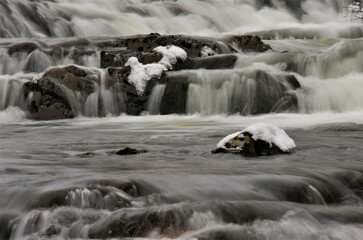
[{"x1": 0, "y1": 0, "x2": 362, "y2": 119}]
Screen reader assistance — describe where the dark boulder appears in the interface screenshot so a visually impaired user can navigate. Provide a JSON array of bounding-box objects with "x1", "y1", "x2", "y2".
[
  {"x1": 242, "y1": 132, "x2": 283, "y2": 157},
  {"x1": 174, "y1": 54, "x2": 237, "y2": 70},
  {"x1": 159, "y1": 74, "x2": 189, "y2": 115},
  {"x1": 115, "y1": 147, "x2": 148, "y2": 155}
]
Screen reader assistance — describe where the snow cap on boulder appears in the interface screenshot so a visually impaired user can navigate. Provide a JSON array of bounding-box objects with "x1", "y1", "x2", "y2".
[{"x1": 216, "y1": 123, "x2": 296, "y2": 153}]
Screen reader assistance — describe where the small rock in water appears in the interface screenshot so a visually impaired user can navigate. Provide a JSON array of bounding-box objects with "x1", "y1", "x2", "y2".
[
  {"x1": 77, "y1": 152, "x2": 95, "y2": 158},
  {"x1": 115, "y1": 147, "x2": 147, "y2": 155}
]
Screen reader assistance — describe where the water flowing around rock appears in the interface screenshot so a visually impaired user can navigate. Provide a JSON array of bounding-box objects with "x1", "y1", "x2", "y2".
[{"x1": 1, "y1": 0, "x2": 363, "y2": 239}]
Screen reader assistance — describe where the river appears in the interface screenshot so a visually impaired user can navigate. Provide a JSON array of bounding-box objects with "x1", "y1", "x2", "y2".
[{"x1": 1, "y1": 0, "x2": 363, "y2": 239}]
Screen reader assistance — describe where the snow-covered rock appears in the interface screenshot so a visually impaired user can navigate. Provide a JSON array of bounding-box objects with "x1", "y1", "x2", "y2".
[
  {"x1": 125, "y1": 45, "x2": 187, "y2": 95},
  {"x1": 214, "y1": 123, "x2": 296, "y2": 156},
  {"x1": 200, "y1": 46, "x2": 215, "y2": 57},
  {"x1": 154, "y1": 45, "x2": 187, "y2": 69},
  {"x1": 125, "y1": 57, "x2": 166, "y2": 96}
]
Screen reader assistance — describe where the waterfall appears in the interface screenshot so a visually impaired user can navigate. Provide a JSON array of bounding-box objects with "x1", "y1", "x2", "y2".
[
  {"x1": 0, "y1": 74, "x2": 34, "y2": 111},
  {"x1": 183, "y1": 68, "x2": 297, "y2": 115},
  {"x1": 0, "y1": 0, "x2": 363, "y2": 119},
  {"x1": 147, "y1": 84, "x2": 166, "y2": 115},
  {"x1": 0, "y1": 0, "x2": 351, "y2": 38}
]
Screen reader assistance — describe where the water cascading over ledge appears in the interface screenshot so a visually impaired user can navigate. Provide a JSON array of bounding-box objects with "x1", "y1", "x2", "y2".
[
  {"x1": 21, "y1": 65, "x2": 301, "y2": 119},
  {"x1": 2, "y1": 34, "x2": 291, "y2": 120},
  {"x1": 3, "y1": 32, "x2": 363, "y2": 119}
]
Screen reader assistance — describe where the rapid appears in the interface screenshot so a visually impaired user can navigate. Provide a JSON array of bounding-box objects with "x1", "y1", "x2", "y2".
[{"x1": 1, "y1": 0, "x2": 363, "y2": 239}]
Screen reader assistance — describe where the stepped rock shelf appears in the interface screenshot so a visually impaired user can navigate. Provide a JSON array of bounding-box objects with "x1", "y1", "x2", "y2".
[{"x1": 18, "y1": 34, "x2": 301, "y2": 120}]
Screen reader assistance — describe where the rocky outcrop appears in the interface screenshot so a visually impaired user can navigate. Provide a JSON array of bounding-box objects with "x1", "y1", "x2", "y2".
[
  {"x1": 23, "y1": 65, "x2": 96, "y2": 120},
  {"x1": 18, "y1": 34, "x2": 289, "y2": 120},
  {"x1": 99, "y1": 34, "x2": 270, "y2": 68}
]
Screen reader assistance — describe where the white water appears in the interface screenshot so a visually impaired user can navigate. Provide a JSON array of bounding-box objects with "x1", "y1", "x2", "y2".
[{"x1": 0, "y1": 0, "x2": 351, "y2": 38}]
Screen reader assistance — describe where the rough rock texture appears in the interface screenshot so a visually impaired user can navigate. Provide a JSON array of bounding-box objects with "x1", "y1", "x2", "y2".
[
  {"x1": 23, "y1": 65, "x2": 96, "y2": 120},
  {"x1": 101, "y1": 48, "x2": 162, "y2": 68},
  {"x1": 99, "y1": 34, "x2": 270, "y2": 68}
]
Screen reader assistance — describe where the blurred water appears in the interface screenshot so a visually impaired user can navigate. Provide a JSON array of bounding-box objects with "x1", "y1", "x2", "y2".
[{"x1": 1, "y1": 0, "x2": 363, "y2": 239}]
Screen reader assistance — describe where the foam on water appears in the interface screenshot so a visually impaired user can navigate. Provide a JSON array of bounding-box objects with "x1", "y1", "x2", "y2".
[{"x1": 0, "y1": 107, "x2": 26, "y2": 124}]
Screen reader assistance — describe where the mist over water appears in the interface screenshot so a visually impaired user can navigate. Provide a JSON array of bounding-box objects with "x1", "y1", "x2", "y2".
[{"x1": 2, "y1": 0, "x2": 363, "y2": 239}]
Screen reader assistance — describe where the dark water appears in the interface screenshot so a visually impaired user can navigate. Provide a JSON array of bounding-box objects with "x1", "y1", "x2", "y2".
[{"x1": 2, "y1": 0, "x2": 363, "y2": 239}]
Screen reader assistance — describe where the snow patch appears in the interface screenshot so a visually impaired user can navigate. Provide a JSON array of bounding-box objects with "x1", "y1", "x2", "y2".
[
  {"x1": 243, "y1": 123, "x2": 296, "y2": 152},
  {"x1": 216, "y1": 130, "x2": 243, "y2": 149},
  {"x1": 154, "y1": 45, "x2": 187, "y2": 69},
  {"x1": 200, "y1": 46, "x2": 215, "y2": 57},
  {"x1": 216, "y1": 123, "x2": 296, "y2": 152},
  {"x1": 125, "y1": 57, "x2": 166, "y2": 95},
  {"x1": 126, "y1": 45, "x2": 187, "y2": 95}
]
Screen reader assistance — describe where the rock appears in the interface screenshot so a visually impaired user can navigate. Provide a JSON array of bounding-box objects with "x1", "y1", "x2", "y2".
[
  {"x1": 8, "y1": 41, "x2": 41, "y2": 55},
  {"x1": 108, "y1": 66, "x2": 166, "y2": 115},
  {"x1": 224, "y1": 35, "x2": 271, "y2": 52},
  {"x1": 242, "y1": 132, "x2": 282, "y2": 157},
  {"x1": 159, "y1": 75, "x2": 189, "y2": 115},
  {"x1": 32, "y1": 183, "x2": 133, "y2": 210},
  {"x1": 17, "y1": 34, "x2": 276, "y2": 120},
  {"x1": 77, "y1": 152, "x2": 95, "y2": 158},
  {"x1": 42, "y1": 224, "x2": 61, "y2": 237},
  {"x1": 23, "y1": 65, "x2": 99, "y2": 120},
  {"x1": 101, "y1": 48, "x2": 162, "y2": 68},
  {"x1": 115, "y1": 147, "x2": 147, "y2": 155},
  {"x1": 174, "y1": 54, "x2": 237, "y2": 70},
  {"x1": 98, "y1": 34, "x2": 270, "y2": 69}
]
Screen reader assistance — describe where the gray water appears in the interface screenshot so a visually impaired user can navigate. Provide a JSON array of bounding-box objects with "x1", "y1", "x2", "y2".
[
  {"x1": 2, "y1": 115, "x2": 363, "y2": 239},
  {"x1": 2, "y1": 0, "x2": 363, "y2": 239}
]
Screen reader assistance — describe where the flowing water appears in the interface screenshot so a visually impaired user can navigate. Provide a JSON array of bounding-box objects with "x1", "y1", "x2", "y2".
[{"x1": 2, "y1": 0, "x2": 363, "y2": 239}]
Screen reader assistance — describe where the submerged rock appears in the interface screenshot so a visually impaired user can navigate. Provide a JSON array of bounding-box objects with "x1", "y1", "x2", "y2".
[
  {"x1": 213, "y1": 123, "x2": 296, "y2": 157},
  {"x1": 115, "y1": 147, "x2": 148, "y2": 155}
]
